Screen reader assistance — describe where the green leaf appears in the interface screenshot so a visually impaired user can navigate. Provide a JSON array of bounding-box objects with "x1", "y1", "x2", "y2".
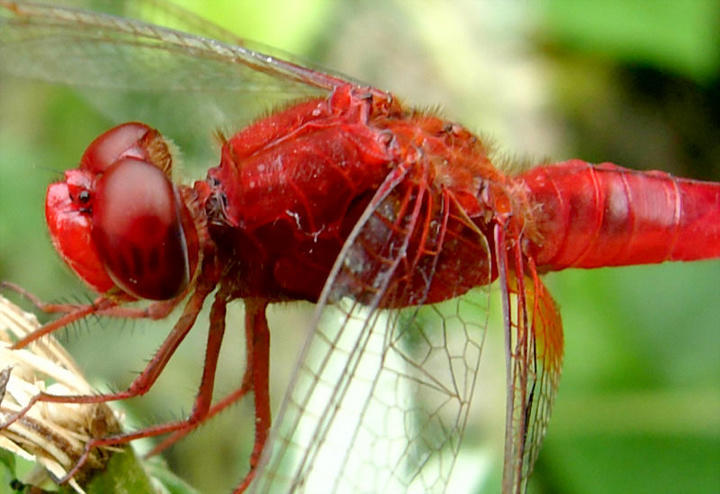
[{"x1": 543, "y1": 0, "x2": 720, "y2": 83}]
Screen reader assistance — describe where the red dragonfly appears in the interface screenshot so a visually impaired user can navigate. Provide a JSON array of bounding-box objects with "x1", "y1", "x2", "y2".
[{"x1": 0, "y1": 1, "x2": 718, "y2": 493}]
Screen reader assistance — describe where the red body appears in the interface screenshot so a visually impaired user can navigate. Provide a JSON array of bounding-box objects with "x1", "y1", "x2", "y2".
[
  {"x1": 36, "y1": 83, "x2": 720, "y2": 494},
  {"x1": 50, "y1": 93, "x2": 720, "y2": 306},
  {"x1": 197, "y1": 86, "x2": 509, "y2": 306},
  {"x1": 3, "y1": 3, "x2": 718, "y2": 493},
  {"x1": 520, "y1": 161, "x2": 720, "y2": 270},
  {"x1": 185, "y1": 86, "x2": 719, "y2": 307}
]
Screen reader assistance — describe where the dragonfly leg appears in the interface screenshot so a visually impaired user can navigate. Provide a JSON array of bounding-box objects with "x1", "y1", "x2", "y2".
[
  {"x1": 146, "y1": 297, "x2": 271, "y2": 461},
  {"x1": 147, "y1": 379, "x2": 253, "y2": 456},
  {"x1": 2, "y1": 281, "x2": 181, "y2": 348},
  {"x1": 52, "y1": 285, "x2": 228, "y2": 484},
  {"x1": 2, "y1": 281, "x2": 121, "y2": 348},
  {"x1": 232, "y1": 297, "x2": 271, "y2": 493},
  {"x1": 0, "y1": 284, "x2": 211, "y2": 431},
  {"x1": 96, "y1": 297, "x2": 181, "y2": 320},
  {"x1": 1, "y1": 281, "x2": 97, "y2": 314}
]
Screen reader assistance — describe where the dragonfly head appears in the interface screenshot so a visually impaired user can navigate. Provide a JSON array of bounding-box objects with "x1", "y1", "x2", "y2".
[{"x1": 46, "y1": 122, "x2": 199, "y2": 301}]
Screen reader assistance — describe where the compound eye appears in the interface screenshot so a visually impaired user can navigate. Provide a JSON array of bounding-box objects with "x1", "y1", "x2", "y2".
[
  {"x1": 81, "y1": 122, "x2": 172, "y2": 176},
  {"x1": 91, "y1": 158, "x2": 190, "y2": 300}
]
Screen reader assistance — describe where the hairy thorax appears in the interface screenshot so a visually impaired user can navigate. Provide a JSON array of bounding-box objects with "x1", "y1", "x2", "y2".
[{"x1": 196, "y1": 86, "x2": 519, "y2": 306}]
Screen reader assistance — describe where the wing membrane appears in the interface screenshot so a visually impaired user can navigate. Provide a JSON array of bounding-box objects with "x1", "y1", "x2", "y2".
[
  {"x1": 253, "y1": 166, "x2": 492, "y2": 492},
  {"x1": 0, "y1": 0, "x2": 349, "y2": 92},
  {"x1": 0, "y1": 0, "x2": 356, "y2": 168},
  {"x1": 495, "y1": 226, "x2": 564, "y2": 493}
]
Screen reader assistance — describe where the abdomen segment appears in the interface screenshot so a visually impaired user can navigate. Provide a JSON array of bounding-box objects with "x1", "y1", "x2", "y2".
[{"x1": 518, "y1": 160, "x2": 720, "y2": 270}]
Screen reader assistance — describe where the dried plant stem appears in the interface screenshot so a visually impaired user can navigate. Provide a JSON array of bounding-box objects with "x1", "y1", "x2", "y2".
[{"x1": 0, "y1": 295, "x2": 155, "y2": 494}]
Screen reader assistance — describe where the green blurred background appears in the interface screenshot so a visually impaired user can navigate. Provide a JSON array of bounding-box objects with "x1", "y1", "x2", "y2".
[{"x1": 0, "y1": 1, "x2": 718, "y2": 493}]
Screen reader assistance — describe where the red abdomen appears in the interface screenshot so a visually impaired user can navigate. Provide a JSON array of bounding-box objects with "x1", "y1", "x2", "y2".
[{"x1": 519, "y1": 160, "x2": 720, "y2": 270}]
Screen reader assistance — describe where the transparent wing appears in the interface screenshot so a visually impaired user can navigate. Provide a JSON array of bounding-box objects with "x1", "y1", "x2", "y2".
[
  {"x1": 0, "y1": 0, "x2": 351, "y2": 92},
  {"x1": 25, "y1": 0, "x2": 277, "y2": 46},
  {"x1": 252, "y1": 164, "x2": 493, "y2": 493},
  {"x1": 494, "y1": 227, "x2": 564, "y2": 493},
  {"x1": 0, "y1": 0, "x2": 366, "y2": 170}
]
